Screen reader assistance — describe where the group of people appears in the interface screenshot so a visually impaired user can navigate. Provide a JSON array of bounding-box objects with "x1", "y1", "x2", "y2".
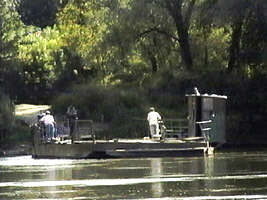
[
  {"x1": 37, "y1": 110, "x2": 56, "y2": 141},
  {"x1": 36, "y1": 105, "x2": 78, "y2": 142},
  {"x1": 36, "y1": 105, "x2": 161, "y2": 141}
]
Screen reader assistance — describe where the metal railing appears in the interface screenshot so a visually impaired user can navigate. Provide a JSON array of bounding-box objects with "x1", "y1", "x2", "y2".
[
  {"x1": 163, "y1": 118, "x2": 188, "y2": 138},
  {"x1": 75, "y1": 120, "x2": 94, "y2": 141},
  {"x1": 36, "y1": 119, "x2": 95, "y2": 143},
  {"x1": 196, "y1": 120, "x2": 212, "y2": 147},
  {"x1": 134, "y1": 118, "x2": 189, "y2": 139}
]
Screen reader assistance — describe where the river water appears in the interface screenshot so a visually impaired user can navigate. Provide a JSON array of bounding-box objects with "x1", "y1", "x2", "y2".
[{"x1": 1, "y1": 151, "x2": 267, "y2": 200}]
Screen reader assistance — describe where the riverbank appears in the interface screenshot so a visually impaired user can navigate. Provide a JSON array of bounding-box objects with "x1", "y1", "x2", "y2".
[
  {"x1": 0, "y1": 104, "x2": 50, "y2": 157},
  {"x1": 0, "y1": 142, "x2": 32, "y2": 157}
]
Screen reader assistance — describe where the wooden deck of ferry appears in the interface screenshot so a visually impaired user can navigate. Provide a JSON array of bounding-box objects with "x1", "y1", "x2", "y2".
[{"x1": 32, "y1": 137, "x2": 209, "y2": 159}]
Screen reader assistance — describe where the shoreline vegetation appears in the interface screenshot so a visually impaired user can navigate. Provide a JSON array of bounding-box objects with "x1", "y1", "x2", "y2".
[
  {"x1": 2, "y1": 1, "x2": 267, "y2": 157},
  {"x1": 2, "y1": 102, "x2": 267, "y2": 157},
  {"x1": 0, "y1": 104, "x2": 50, "y2": 157}
]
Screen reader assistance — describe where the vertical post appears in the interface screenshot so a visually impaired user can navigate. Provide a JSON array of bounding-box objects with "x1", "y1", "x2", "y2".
[
  {"x1": 196, "y1": 120, "x2": 214, "y2": 155},
  {"x1": 90, "y1": 120, "x2": 96, "y2": 143},
  {"x1": 75, "y1": 119, "x2": 78, "y2": 141}
]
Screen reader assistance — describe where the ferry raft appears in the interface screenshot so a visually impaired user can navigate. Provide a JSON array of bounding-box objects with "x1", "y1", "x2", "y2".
[{"x1": 32, "y1": 91, "x2": 227, "y2": 159}]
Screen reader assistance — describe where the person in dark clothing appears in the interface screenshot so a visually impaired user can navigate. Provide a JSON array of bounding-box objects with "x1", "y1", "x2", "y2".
[{"x1": 66, "y1": 105, "x2": 78, "y2": 143}]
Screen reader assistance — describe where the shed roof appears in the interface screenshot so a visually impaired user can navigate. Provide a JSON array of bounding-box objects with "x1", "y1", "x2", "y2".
[{"x1": 186, "y1": 94, "x2": 227, "y2": 99}]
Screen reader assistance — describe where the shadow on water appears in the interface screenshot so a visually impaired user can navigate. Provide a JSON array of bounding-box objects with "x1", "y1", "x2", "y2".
[{"x1": 1, "y1": 152, "x2": 267, "y2": 199}]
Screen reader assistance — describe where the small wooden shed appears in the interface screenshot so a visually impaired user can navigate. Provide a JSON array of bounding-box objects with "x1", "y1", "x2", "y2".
[{"x1": 186, "y1": 93, "x2": 227, "y2": 144}]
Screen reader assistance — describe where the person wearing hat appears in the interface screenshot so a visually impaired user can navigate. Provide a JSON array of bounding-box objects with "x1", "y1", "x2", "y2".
[
  {"x1": 40, "y1": 110, "x2": 56, "y2": 141},
  {"x1": 147, "y1": 107, "x2": 162, "y2": 138}
]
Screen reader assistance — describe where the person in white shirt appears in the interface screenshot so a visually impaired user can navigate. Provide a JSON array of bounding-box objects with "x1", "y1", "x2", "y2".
[
  {"x1": 147, "y1": 107, "x2": 162, "y2": 137},
  {"x1": 40, "y1": 110, "x2": 56, "y2": 140}
]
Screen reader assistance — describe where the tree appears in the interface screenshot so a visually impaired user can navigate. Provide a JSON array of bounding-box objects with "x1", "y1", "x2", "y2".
[
  {"x1": 98, "y1": 0, "x2": 187, "y2": 86},
  {"x1": 0, "y1": 0, "x2": 24, "y2": 100},
  {"x1": 16, "y1": 0, "x2": 59, "y2": 28},
  {"x1": 105, "y1": 0, "x2": 197, "y2": 76},
  {"x1": 17, "y1": 26, "x2": 64, "y2": 102},
  {"x1": 199, "y1": 0, "x2": 267, "y2": 75},
  {"x1": 159, "y1": 0, "x2": 196, "y2": 70},
  {"x1": 55, "y1": 0, "x2": 110, "y2": 84}
]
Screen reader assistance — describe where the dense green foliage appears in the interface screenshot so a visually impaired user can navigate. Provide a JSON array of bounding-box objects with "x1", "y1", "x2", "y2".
[
  {"x1": 1, "y1": 0, "x2": 267, "y2": 143},
  {"x1": 0, "y1": 93, "x2": 15, "y2": 133}
]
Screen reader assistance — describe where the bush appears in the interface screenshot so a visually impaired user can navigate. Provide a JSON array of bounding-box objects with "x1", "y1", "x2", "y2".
[
  {"x1": 51, "y1": 68, "x2": 267, "y2": 144},
  {"x1": 52, "y1": 83, "x2": 149, "y2": 138},
  {"x1": 0, "y1": 92, "x2": 32, "y2": 145},
  {"x1": 5, "y1": 123, "x2": 31, "y2": 143},
  {"x1": 0, "y1": 92, "x2": 15, "y2": 143}
]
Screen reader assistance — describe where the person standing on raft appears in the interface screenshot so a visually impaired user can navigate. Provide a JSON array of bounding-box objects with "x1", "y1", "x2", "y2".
[{"x1": 147, "y1": 107, "x2": 162, "y2": 138}]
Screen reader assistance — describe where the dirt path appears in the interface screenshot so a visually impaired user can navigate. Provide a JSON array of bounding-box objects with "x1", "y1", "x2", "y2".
[{"x1": 15, "y1": 104, "x2": 51, "y2": 125}]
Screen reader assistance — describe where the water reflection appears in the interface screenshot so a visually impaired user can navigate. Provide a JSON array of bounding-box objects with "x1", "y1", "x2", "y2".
[
  {"x1": 0, "y1": 155, "x2": 74, "y2": 166},
  {"x1": 1, "y1": 152, "x2": 267, "y2": 199},
  {"x1": 204, "y1": 155, "x2": 215, "y2": 194},
  {"x1": 151, "y1": 158, "x2": 162, "y2": 197},
  {"x1": 204, "y1": 155, "x2": 214, "y2": 177}
]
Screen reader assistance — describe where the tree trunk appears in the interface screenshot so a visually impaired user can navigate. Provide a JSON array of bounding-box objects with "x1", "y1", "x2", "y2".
[
  {"x1": 150, "y1": 54, "x2": 158, "y2": 73},
  {"x1": 165, "y1": 0, "x2": 194, "y2": 71},
  {"x1": 227, "y1": 20, "x2": 243, "y2": 73}
]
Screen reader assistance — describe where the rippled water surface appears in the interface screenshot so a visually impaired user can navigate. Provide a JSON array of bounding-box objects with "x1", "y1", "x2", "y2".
[{"x1": 1, "y1": 151, "x2": 267, "y2": 199}]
